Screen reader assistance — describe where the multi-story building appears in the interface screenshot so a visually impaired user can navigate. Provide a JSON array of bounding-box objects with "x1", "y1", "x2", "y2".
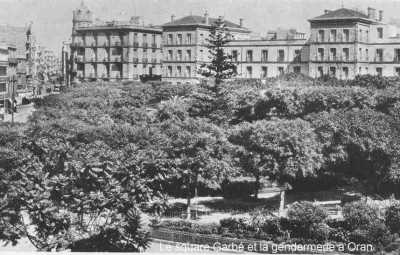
[
  {"x1": 227, "y1": 29, "x2": 309, "y2": 79},
  {"x1": 0, "y1": 44, "x2": 8, "y2": 103},
  {"x1": 308, "y1": 7, "x2": 400, "y2": 79},
  {"x1": 161, "y1": 12, "x2": 251, "y2": 84},
  {"x1": 163, "y1": 7, "x2": 400, "y2": 83},
  {"x1": 70, "y1": 2, "x2": 163, "y2": 81},
  {"x1": 0, "y1": 24, "x2": 30, "y2": 91}
]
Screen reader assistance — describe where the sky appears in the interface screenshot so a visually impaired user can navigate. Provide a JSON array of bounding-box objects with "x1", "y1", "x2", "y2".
[{"x1": 0, "y1": 0, "x2": 398, "y2": 55}]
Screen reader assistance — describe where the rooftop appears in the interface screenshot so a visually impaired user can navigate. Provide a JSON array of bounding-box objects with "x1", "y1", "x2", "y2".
[
  {"x1": 309, "y1": 8, "x2": 375, "y2": 22},
  {"x1": 162, "y1": 14, "x2": 250, "y2": 32}
]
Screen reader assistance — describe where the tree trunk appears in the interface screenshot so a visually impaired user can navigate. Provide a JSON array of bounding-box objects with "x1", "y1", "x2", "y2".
[
  {"x1": 279, "y1": 190, "x2": 286, "y2": 217},
  {"x1": 193, "y1": 173, "x2": 199, "y2": 219},
  {"x1": 254, "y1": 174, "x2": 260, "y2": 199},
  {"x1": 186, "y1": 195, "x2": 191, "y2": 220}
]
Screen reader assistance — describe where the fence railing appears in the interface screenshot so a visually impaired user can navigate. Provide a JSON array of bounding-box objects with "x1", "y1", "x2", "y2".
[{"x1": 150, "y1": 228, "x2": 323, "y2": 254}]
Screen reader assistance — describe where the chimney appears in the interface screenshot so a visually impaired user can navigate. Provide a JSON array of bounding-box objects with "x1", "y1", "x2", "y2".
[
  {"x1": 204, "y1": 11, "x2": 209, "y2": 24},
  {"x1": 324, "y1": 9, "x2": 331, "y2": 14},
  {"x1": 368, "y1": 7, "x2": 376, "y2": 20},
  {"x1": 378, "y1": 10, "x2": 383, "y2": 21},
  {"x1": 239, "y1": 18, "x2": 243, "y2": 27},
  {"x1": 171, "y1": 14, "x2": 175, "y2": 22}
]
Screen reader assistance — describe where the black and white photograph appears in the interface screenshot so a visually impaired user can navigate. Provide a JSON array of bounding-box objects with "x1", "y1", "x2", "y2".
[{"x1": 2, "y1": 0, "x2": 400, "y2": 254}]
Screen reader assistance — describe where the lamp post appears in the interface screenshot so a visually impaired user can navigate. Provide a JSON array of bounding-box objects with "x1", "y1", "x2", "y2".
[{"x1": 9, "y1": 75, "x2": 17, "y2": 124}]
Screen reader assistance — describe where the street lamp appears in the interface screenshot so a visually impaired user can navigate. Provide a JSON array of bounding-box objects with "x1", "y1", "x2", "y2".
[{"x1": 8, "y1": 74, "x2": 17, "y2": 124}]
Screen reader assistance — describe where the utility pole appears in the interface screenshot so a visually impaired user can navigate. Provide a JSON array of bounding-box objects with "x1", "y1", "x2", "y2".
[{"x1": 9, "y1": 75, "x2": 16, "y2": 124}]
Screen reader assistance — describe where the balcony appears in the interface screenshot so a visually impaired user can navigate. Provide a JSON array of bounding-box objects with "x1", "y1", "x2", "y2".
[
  {"x1": 374, "y1": 57, "x2": 383, "y2": 62},
  {"x1": 75, "y1": 55, "x2": 84, "y2": 62},
  {"x1": 394, "y1": 56, "x2": 400, "y2": 62},
  {"x1": 133, "y1": 42, "x2": 139, "y2": 47},
  {"x1": 85, "y1": 57, "x2": 96, "y2": 62},
  {"x1": 142, "y1": 58, "x2": 148, "y2": 64},
  {"x1": 102, "y1": 57, "x2": 109, "y2": 62},
  {"x1": 151, "y1": 43, "x2": 157, "y2": 48},
  {"x1": 71, "y1": 42, "x2": 84, "y2": 47},
  {"x1": 277, "y1": 57, "x2": 285, "y2": 62},
  {"x1": 133, "y1": 58, "x2": 139, "y2": 63},
  {"x1": 112, "y1": 56, "x2": 121, "y2": 62},
  {"x1": 151, "y1": 58, "x2": 157, "y2": 64},
  {"x1": 293, "y1": 56, "x2": 301, "y2": 62},
  {"x1": 112, "y1": 41, "x2": 122, "y2": 47},
  {"x1": 102, "y1": 42, "x2": 110, "y2": 47},
  {"x1": 143, "y1": 43, "x2": 148, "y2": 48}
]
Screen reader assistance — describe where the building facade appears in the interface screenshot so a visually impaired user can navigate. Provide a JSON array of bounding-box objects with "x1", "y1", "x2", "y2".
[
  {"x1": 69, "y1": 5, "x2": 400, "y2": 84},
  {"x1": 70, "y1": 2, "x2": 163, "y2": 81},
  {"x1": 0, "y1": 24, "x2": 31, "y2": 91},
  {"x1": 0, "y1": 44, "x2": 8, "y2": 101},
  {"x1": 163, "y1": 7, "x2": 400, "y2": 83},
  {"x1": 161, "y1": 12, "x2": 251, "y2": 84}
]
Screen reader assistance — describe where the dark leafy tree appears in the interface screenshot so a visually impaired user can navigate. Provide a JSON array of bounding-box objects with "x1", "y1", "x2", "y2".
[{"x1": 229, "y1": 119, "x2": 324, "y2": 198}]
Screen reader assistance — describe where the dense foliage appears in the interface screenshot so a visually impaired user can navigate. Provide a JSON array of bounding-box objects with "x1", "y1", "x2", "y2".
[{"x1": 3, "y1": 73, "x2": 400, "y2": 250}]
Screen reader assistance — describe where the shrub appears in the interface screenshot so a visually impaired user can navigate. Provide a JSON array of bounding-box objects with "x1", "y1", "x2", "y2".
[
  {"x1": 385, "y1": 203, "x2": 400, "y2": 234},
  {"x1": 221, "y1": 180, "x2": 255, "y2": 199},
  {"x1": 342, "y1": 201, "x2": 380, "y2": 230},
  {"x1": 350, "y1": 74, "x2": 391, "y2": 89},
  {"x1": 287, "y1": 201, "x2": 328, "y2": 225},
  {"x1": 309, "y1": 223, "x2": 331, "y2": 242}
]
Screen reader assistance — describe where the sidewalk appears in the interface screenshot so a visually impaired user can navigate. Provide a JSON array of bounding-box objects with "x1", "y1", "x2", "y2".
[{"x1": 2, "y1": 103, "x2": 35, "y2": 123}]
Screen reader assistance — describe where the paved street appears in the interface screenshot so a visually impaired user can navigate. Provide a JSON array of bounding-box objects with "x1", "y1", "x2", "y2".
[{"x1": 2, "y1": 103, "x2": 35, "y2": 123}]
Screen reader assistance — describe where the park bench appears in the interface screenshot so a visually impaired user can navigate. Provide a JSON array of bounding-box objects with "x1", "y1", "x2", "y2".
[{"x1": 313, "y1": 200, "x2": 342, "y2": 218}]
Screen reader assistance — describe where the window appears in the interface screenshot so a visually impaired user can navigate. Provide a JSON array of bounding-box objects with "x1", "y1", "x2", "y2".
[
  {"x1": 278, "y1": 50, "x2": 285, "y2": 61},
  {"x1": 0, "y1": 66, "x2": 6, "y2": 76},
  {"x1": 396, "y1": 67, "x2": 400, "y2": 76},
  {"x1": 262, "y1": 50, "x2": 268, "y2": 62},
  {"x1": 376, "y1": 67, "x2": 382, "y2": 76},
  {"x1": 365, "y1": 49, "x2": 369, "y2": 61},
  {"x1": 167, "y1": 66, "x2": 172, "y2": 77},
  {"x1": 143, "y1": 34, "x2": 147, "y2": 44},
  {"x1": 293, "y1": 66, "x2": 301, "y2": 73},
  {"x1": 0, "y1": 83, "x2": 6, "y2": 92},
  {"x1": 199, "y1": 33, "x2": 204, "y2": 44},
  {"x1": 246, "y1": 50, "x2": 253, "y2": 62},
  {"x1": 294, "y1": 50, "x2": 301, "y2": 62},
  {"x1": 317, "y1": 48, "x2": 324, "y2": 61},
  {"x1": 377, "y1": 28, "x2": 383, "y2": 39},
  {"x1": 261, "y1": 66, "x2": 268, "y2": 78},
  {"x1": 186, "y1": 66, "x2": 191, "y2": 77},
  {"x1": 366, "y1": 30, "x2": 369, "y2": 42},
  {"x1": 152, "y1": 34, "x2": 156, "y2": 44},
  {"x1": 342, "y1": 67, "x2": 349, "y2": 79},
  {"x1": 329, "y1": 48, "x2": 336, "y2": 60},
  {"x1": 187, "y1": 33, "x2": 192, "y2": 44},
  {"x1": 395, "y1": 49, "x2": 400, "y2": 62},
  {"x1": 167, "y1": 34, "x2": 173, "y2": 44},
  {"x1": 318, "y1": 66, "x2": 323, "y2": 77},
  {"x1": 199, "y1": 50, "x2": 204, "y2": 61},
  {"x1": 359, "y1": 48, "x2": 362, "y2": 60},
  {"x1": 343, "y1": 48, "x2": 349, "y2": 61},
  {"x1": 376, "y1": 49, "x2": 383, "y2": 62},
  {"x1": 186, "y1": 50, "x2": 191, "y2": 61},
  {"x1": 246, "y1": 66, "x2": 252, "y2": 78},
  {"x1": 329, "y1": 66, "x2": 336, "y2": 77},
  {"x1": 177, "y1": 66, "x2": 182, "y2": 76},
  {"x1": 359, "y1": 29, "x2": 362, "y2": 41},
  {"x1": 177, "y1": 34, "x2": 183, "y2": 44},
  {"x1": 168, "y1": 50, "x2": 173, "y2": 60},
  {"x1": 343, "y1": 29, "x2": 350, "y2": 42},
  {"x1": 330, "y1": 29, "x2": 336, "y2": 42},
  {"x1": 177, "y1": 50, "x2": 182, "y2": 61},
  {"x1": 278, "y1": 67, "x2": 284, "y2": 75},
  {"x1": 232, "y1": 50, "x2": 238, "y2": 62},
  {"x1": 318, "y1": 30, "x2": 325, "y2": 42}
]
